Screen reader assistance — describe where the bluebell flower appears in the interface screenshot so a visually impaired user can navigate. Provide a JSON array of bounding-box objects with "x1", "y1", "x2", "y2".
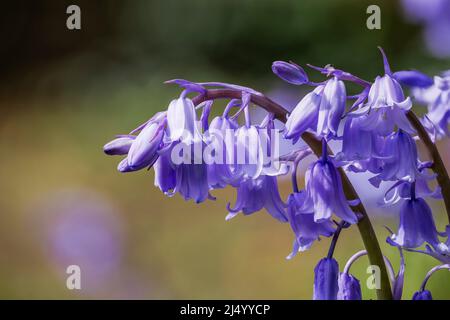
[
  {"x1": 173, "y1": 163, "x2": 210, "y2": 203},
  {"x1": 388, "y1": 191, "x2": 444, "y2": 250},
  {"x1": 412, "y1": 290, "x2": 433, "y2": 300},
  {"x1": 285, "y1": 77, "x2": 346, "y2": 140},
  {"x1": 226, "y1": 175, "x2": 287, "y2": 222},
  {"x1": 127, "y1": 121, "x2": 165, "y2": 170},
  {"x1": 167, "y1": 97, "x2": 203, "y2": 144},
  {"x1": 351, "y1": 74, "x2": 415, "y2": 136},
  {"x1": 204, "y1": 115, "x2": 241, "y2": 188},
  {"x1": 337, "y1": 273, "x2": 362, "y2": 300},
  {"x1": 369, "y1": 130, "x2": 427, "y2": 187},
  {"x1": 272, "y1": 61, "x2": 309, "y2": 85},
  {"x1": 154, "y1": 150, "x2": 176, "y2": 194},
  {"x1": 103, "y1": 136, "x2": 134, "y2": 156},
  {"x1": 305, "y1": 147, "x2": 359, "y2": 224},
  {"x1": 286, "y1": 191, "x2": 335, "y2": 259},
  {"x1": 313, "y1": 257, "x2": 339, "y2": 300},
  {"x1": 414, "y1": 74, "x2": 450, "y2": 136}
]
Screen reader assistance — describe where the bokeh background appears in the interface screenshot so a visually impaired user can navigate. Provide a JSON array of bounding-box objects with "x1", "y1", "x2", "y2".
[{"x1": 0, "y1": 0, "x2": 449, "y2": 299}]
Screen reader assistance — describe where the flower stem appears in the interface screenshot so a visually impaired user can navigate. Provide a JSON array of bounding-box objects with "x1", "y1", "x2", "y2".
[
  {"x1": 406, "y1": 110, "x2": 450, "y2": 223},
  {"x1": 193, "y1": 89, "x2": 393, "y2": 300}
]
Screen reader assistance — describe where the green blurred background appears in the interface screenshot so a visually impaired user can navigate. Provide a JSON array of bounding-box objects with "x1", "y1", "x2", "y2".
[{"x1": 0, "y1": 0, "x2": 449, "y2": 299}]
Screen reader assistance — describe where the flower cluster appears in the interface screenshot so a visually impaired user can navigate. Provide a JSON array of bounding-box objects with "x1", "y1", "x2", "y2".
[{"x1": 104, "y1": 48, "x2": 450, "y2": 300}]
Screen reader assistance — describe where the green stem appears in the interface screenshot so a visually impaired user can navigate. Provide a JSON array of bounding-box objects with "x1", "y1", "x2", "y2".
[
  {"x1": 193, "y1": 89, "x2": 393, "y2": 300},
  {"x1": 406, "y1": 110, "x2": 450, "y2": 223}
]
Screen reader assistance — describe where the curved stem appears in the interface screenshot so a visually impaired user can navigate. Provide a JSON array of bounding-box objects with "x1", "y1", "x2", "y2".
[
  {"x1": 420, "y1": 264, "x2": 450, "y2": 291},
  {"x1": 406, "y1": 110, "x2": 450, "y2": 223},
  {"x1": 193, "y1": 89, "x2": 393, "y2": 299}
]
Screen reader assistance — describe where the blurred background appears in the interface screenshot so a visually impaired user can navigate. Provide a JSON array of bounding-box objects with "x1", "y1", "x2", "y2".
[{"x1": 0, "y1": 0, "x2": 449, "y2": 299}]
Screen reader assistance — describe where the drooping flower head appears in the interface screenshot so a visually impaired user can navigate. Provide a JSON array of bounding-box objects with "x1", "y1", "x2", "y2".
[
  {"x1": 286, "y1": 191, "x2": 335, "y2": 259},
  {"x1": 313, "y1": 257, "x2": 339, "y2": 300},
  {"x1": 305, "y1": 141, "x2": 359, "y2": 224}
]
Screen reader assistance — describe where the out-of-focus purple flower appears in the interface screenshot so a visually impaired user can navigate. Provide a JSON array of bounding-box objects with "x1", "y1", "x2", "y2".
[
  {"x1": 272, "y1": 61, "x2": 309, "y2": 85},
  {"x1": 286, "y1": 191, "x2": 335, "y2": 259},
  {"x1": 401, "y1": 0, "x2": 447, "y2": 23},
  {"x1": 401, "y1": 0, "x2": 450, "y2": 58},
  {"x1": 388, "y1": 194, "x2": 444, "y2": 250},
  {"x1": 313, "y1": 257, "x2": 339, "y2": 300},
  {"x1": 35, "y1": 190, "x2": 123, "y2": 292},
  {"x1": 337, "y1": 273, "x2": 362, "y2": 300},
  {"x1": 423, "y1": 75, "x2": 450, "y2": 136},
  {"x1": 226, "y1": 175, "x2": 287, "y2": 222},
  {"x1": 103, "y1": 136, "x2": 135, "y2": 156},
  {"x1": 424, "y1": 18, "x2": 450, "y2": 58},
  {"x1": 305, "y1": 147, "x2": 358, "y2": 224},
  {"x1": 285, "y1": 77, "x2": 346, "y2": 140},
  {"x1": 412, "y1": 289, "x2": 433, "y2": 300}
]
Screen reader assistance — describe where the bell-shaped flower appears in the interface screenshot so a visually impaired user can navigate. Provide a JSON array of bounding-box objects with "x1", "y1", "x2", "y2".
[
  {"x1": 154, "y1": 149, "x2": 176, "y2": 194},
  {"x1": 204, "y1": 116, "x2": 241, "y2": 188},
  {"x1": 167, "y1": 97, "x2": 203, "y2": 144},
  {"x1": 226, "y1": 175, "x2": 287, "y2": 223},
  {"x1": 234, "y1": 125, "x2": 265, "y2": 180},
  {"x1": 286, "y1": 191, "x2": 335, "y2": 259},
  {"x1": 351, "y1": 74, "x2": 415, "y2": 136},
  {"x1": 272, "y1": 61, "x2": 309, "y2": 85},
  {"x1": 305, "y1": 152, "x2": 359, "y2": 224},
  {"x1": 388, "y1": 194, "x2": 443, "y2": 250},
  {"x1": 424, "y1": 75, "x2": 450, "y2": 136},
  {"x1": 313, "y1": 257, "x2": 339, "y2": 300},
  {"x1": 173, "y1": 163, "x2": 209, "y2": 203},
  {"x1": 369, "y1": 130, "x2": 426, "y2": 187},
  {"x1": 285, "y1": 77, "x2": 346, "y2": 140},
  {"x1": 337, "y1": 273, "x2": 362, "y2": 300},
  {"x1": 127, "y1": 121, "x2": 165, "y2": 171},
  {"x1": 412, "y1": 290, "x2": 433, "y2": 300}
]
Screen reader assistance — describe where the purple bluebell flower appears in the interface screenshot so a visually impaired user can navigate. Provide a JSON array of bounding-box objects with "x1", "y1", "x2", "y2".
[
  {"x1": 167, "y1": 97, "x2": 203, "y2": 143},
  {"x1": 388, "y1": 189, "x2": 443, "y2": 250},
  {"x1": 153, "y1": 149, "x2": 176, "y2": 194},
  {"x1": 103, "y1": 136, "x2": 135, "y2": 156},
  {"x1": 272, "y1": 61, "x2": 309, "y2": 85},
  {"x1": 173, "y1": 163, "x2": 210, "y2": 203},
  {"x1": 313, "y1": 257, "x2": 339, "y2": 300},
  {"x1": 337, "y1": 273, "x2": 362, "y2": 300},
  {"x1": 305, "y1": 144, "x2": 358, "y2": 224},
  {"x1": 285, "y1": 77, "x2": 346, "y2": 140},
  {"x1": 226, "y1": 175, "x2": 287, "y2": 223},
  {"x1": 127, "y1": 121, "x2": 165, "y2": 170},
  {"x1": 205, "y1": 115, "x2": 240, "y2": 188},
  {"x1": 286, "y1": 191, "x2": 335, "y2": 259},
  {"x1": 369, "y1": 130, "x2": 426, "y2": 187},
  {"x1": 412, "y1": 289, "x2": 433, "y2": 300},
  {"x1": 351, "y1": 73, "x2": 415, "y2": 136},
  {"x1": 421, "y1": 75, "x2": 450, "y2": 136}
]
